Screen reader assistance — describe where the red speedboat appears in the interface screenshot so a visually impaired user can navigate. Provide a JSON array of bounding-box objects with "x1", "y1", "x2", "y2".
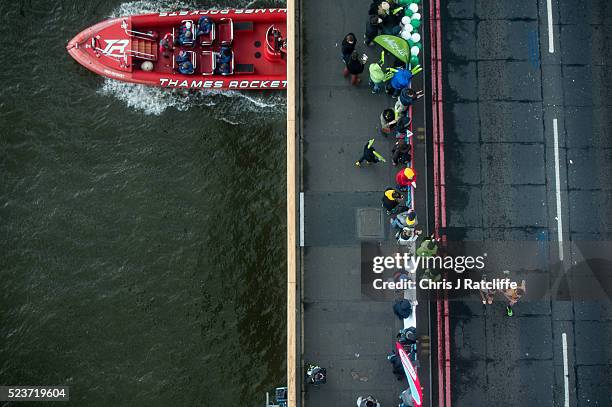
[{"x1": 67, "y1": 8, "x2": 287, "y2": 90}]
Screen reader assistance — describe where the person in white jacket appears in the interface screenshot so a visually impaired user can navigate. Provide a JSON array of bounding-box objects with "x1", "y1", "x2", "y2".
[{"x1": 357, "y1": 395, "x2": 381, "y2": 407}]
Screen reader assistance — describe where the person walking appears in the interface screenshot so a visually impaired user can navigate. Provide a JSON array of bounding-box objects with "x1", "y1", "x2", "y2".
[
  {"x1": 382, "y1": 187, "x2": 403, "y2": 214},
  {"x1": 392, "y1": 137, "x2": 411, "y2": 166},
  {"x1": 345, "y1": 51, "x2": 366, "y2": 85},
  {"x1": 341, "y1": 33, "x2": 356, "y2": 63},
  {"x1": 479, "y1": 287, "x2": 497, "y2": 305},
  {"x1": 356, "y1": 139, "x2": 386, "y2": 167},
  {"x1": 396, "y1": 167, "x2": 417, "y2": 190},
  {"x1": 501, "y1": 280, "x2": 526, "y2": 316}
]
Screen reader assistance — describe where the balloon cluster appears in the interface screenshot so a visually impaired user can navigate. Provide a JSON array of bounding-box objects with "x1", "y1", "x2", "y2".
[{"x1": 397, "y1": 0, "x2": 421, "y2": 67}]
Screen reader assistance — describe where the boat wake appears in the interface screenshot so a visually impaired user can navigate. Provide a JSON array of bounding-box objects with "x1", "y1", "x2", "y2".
[{"x1": 99, "y1": 0, "x2": 287, "y2": 118}]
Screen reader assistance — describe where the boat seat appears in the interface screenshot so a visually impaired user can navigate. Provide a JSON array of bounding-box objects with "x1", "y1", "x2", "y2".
[
  {"x1": 218, "y1": 18, "x2": 234, "y2": 46},
  {"x1": 178, "y1": 20, "x2": 196, "y2": 46},
  {"x1": 212, "y1": 51, "x2": 234, "y2": 75},
  {"x1": 235, "y1": 63, "x2": 254, "y2": 74},
  {"x1": 223, "y1": 51, "x2": 234, "y2": 75},
  {"x1": 200, "y1": 51, "x2": 216, "y2": 75},
  {"x1": 234, "y1": 21, "x2": 253, "y2": 31},
  {"x1": 172, "y1": 50, "x2": 197, "y2": 70},
  {"x1": 199, "y1": 21, "x2": 216, "y2": 46}
]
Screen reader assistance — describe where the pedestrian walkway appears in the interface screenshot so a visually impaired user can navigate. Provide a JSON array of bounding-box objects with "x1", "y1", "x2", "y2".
[{"x1": 297, "y1": 1, "x2": 433, "y2": 406}]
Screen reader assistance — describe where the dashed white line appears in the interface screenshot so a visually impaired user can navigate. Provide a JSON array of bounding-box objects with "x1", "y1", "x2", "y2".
[
  {"x1": 562, "y1": 332, "x2": 570, "y2": 407},
  {"x1": 547, "y1": 0, "x2": 555, "y2": 53},
  {"x1": 299, "y1": 192, "x2": 304, "y2": 247},
  {"x1": 553, "y1": 119, "x2": 564, "y2": 261}
]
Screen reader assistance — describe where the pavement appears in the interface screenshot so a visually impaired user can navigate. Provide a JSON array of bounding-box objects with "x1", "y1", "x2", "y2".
[
  {"x1": 298, "y1": 1, "x2": 433, "y2": 406},
  {"x1": 440, "y1": 0, "x2": 612, "y2": 406}
]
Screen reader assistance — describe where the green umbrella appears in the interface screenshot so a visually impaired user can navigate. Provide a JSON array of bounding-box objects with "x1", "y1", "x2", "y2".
[{"x1": 374, "y1": 35, "x2": 410, "y2": 63}]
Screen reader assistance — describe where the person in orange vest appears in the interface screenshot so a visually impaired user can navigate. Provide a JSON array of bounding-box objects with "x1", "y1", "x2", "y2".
[{"x1": 395, "y1": 167, "x2": 417, "y2": 191}]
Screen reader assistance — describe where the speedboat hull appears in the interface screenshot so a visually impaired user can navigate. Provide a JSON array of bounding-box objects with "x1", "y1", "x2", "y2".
[{"x1": 67, "y1": 9, "x2": 287, "y2": 90}]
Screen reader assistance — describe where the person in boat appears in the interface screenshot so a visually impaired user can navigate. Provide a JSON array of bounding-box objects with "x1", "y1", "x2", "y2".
[
  {"x1": 215, "y1": 63, "x2": 231, "y2": 75},
  {"x1": 177, "y1": 21, "x2": 194, "y2": 45},
  {"x1": 216, "y1": 46, "x2": 232, "y2": 65},
  {"x1": 178, "y1": 61, "x2": 195, "y2": 75},
  {"x1": 175, "y1": 50, "x2": 190, "y2": 65},
  {"x1": 159, "y1": 33, "x2": 173, "y2": 58},
  {"x1": 196, "y1": 16, "x2": 213, "y2": 37}
]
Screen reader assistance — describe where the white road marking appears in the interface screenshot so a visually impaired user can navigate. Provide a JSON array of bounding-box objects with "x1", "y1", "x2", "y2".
[
  {"x1": 299, "y1": 192, "x2": 304, "y2": 247},
  {"x1": 553, "y1": 119, "x2": 564, "y2": 261},
  {"x1": 547, "y1": 0, "x2": 555, "y2": 53},
  {"x1": 562, "y1": 332, "x2": 570, "y2": 407}
]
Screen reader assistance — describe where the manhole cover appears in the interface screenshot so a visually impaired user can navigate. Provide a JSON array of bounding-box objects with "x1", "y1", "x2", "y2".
[{"x1": 356, "y1": 208, "x2": 384, "y2": 239}]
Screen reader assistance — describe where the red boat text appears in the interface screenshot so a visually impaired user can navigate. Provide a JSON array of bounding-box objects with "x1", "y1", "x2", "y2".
[{"x1": 159, "y1": 78, "x2": 288, "y2": 89}]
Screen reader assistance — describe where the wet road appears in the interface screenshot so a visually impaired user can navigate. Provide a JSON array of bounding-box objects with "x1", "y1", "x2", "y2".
[{"x1": 441, "y1": 0, "x2": 611, "y2": 405}]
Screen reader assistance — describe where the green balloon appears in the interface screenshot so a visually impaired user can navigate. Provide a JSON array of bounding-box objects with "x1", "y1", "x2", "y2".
[
  {"x1": 410, "y1": 55, "x2": 419, "y2": 66},
  {"x1": 410, "y1": 0, "x2": 421, "y2": 3},
  {"x1": 411, "y1": 19, "x2": 421, "y2": 29},
  {"x1": 398, "y1": 0, "x2": 411, "y2": 5},
  {"x1": 416, "y1": 42, "x2": 423, "y2": 49},
  {"x1": 407, "y1": 39, "x2": 414, "y2": 47},
  {"x1": 404, "y1": 8, "x2": 414, "y2": 17}
]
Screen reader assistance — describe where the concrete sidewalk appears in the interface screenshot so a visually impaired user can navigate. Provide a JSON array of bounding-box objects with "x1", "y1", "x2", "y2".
[{"x1": 298, "y1": 1, "x2": 433, "y2": 406}]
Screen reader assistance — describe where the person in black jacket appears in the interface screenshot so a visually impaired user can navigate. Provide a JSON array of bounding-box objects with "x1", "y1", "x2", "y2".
[
  {"x1": 341, "y1": 33, "x2": 356, "y2": 63},
  {"x1": 392, "y1": 138, "x2": 412, "y2": 166},
  {"x1": 345, "y1": 51, "x2": 365, "y2": 85},
  {"x1": 365, "y1": 15, "x2": 381, "y2": 46}
]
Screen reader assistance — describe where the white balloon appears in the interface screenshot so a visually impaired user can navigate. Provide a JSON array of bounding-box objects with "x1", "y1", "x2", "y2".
[
  {"x1": 411, "y1": 32, "x2": 421, "y2": 43},
  {"x1": 411, "y1": 45, "x2": 420, "y2": 56},
  {"x1": 400, "y1": 29, "x2": 411, "y2": 40},
  {"x1": 409, "y1": 3, "x2": 419, "y2": 13},
  {"x1": 412, "y1": 12, "x2": 421, "y2": 20},
  {"x1": 404, "y1": 23, "x2": 413, "y2": 33},
  {"x1": 401, "y1": 16, "x2": 411, "y2": 26}
]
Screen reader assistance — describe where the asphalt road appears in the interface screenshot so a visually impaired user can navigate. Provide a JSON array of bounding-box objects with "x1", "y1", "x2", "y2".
[{"x1": 442, "y1": 0, "x2": 611, "y2": 405}]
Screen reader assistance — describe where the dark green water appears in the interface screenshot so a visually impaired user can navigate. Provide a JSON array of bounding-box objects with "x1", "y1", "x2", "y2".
[{"x1": 0, "y1": 1, "x2": 286, "y2": 406}]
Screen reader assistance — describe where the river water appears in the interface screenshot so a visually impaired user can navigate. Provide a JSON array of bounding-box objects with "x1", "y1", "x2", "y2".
[{"x1": 0, "y1": 1, "x2": 286, "y2": 406}]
